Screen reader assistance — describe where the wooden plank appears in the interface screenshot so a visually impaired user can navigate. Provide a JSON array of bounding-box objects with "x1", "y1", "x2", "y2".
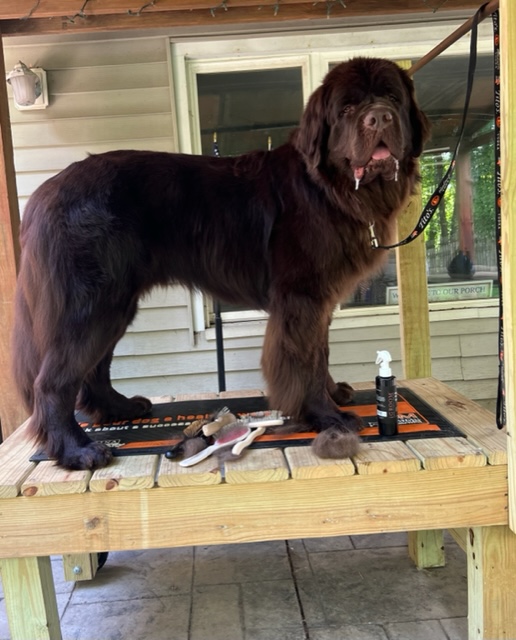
[
  {"x1": 406, "y1": 437, "x2": 486, "y2": 470},
  {"x1": 148, "y1": 395, "x2": 174, "y2": 404},
  {"x1": 396, "y1": 189, "x2": 432, "y2": 379},
  {"x1": 62, "y1": 553, "x2": 99, "y2": 582},
  {"x1": 395, "y1": 171, "x2": 442, "y2": 583},
  {"x1": 500, "y1": 0, "x2": 516, "y2": 533},
  {"x1": 468, "y1": 526, "x2": 516, "y2": 640},
  {"x1": 0, "y1": 33, "x2": 27, "y2": 440},
  {"x1": 0, "y1": 0, "x2": 480, "y2": 20},
  {"x1": 0, "y1": 0, "x2": 348, "y2": 19},
  {"x1": 284, "y1": 446, "x2": 356, "y2": 479},
  {"x1": 408, "y1": 530, "x2": 445, "y2": 569},
  {"x1": 0, "y1": 465, "x2": 508, "y2": 557},
  {"x1": 89, "y1": 455, "x2": 158, "y2": 492},
  {"x1": 448, "y1": 527, "x2": 467, "y2": 552},
  {"x1": 224, "y1": 448, "x2": 289, "y2": 484},
  {"x1": 0, "y1": 2, "x2": 480, "y2": 36},
  {"x1": 0, "y1": 556, "x2": 61, "y2": 640},
  {"x1": 403, "y1": 378, "x2": 507, "y2": 465},
  {"x1": 0, "y1": 420, "x2": 37, "y2": 498},
  {"x1": 174, "y1": 392, "x2": 219, "y2": 401},
  {"x1": 220, "y1": 389, "x2": 264, "y2": 399},
  {"x1": 353, "y1": 441, "x2": 421, "y2": 475},
  {"x1": 21, "y1": 462, "x2": 91, "y2": 497},
  {"x1": 157, "y1": 456, "x2": 222, "y2": 487}
]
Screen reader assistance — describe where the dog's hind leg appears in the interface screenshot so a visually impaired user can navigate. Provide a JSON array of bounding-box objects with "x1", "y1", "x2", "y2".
[
  {"x1": 77, "y1": 347, "x2": 152, "y2": 423},
  {"x1": 30, "y1": 301, "x2": 148, "y2": 470},
  {"x1": 31, "y1": 347, "x2": 114, "y2": 470},
  {"x1": 76, "y1": 297, "x2": 152, "y2": 422}
]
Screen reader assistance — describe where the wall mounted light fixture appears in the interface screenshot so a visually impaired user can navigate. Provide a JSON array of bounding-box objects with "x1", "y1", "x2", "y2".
[{"x1": 6, "y1": 61, "x2": 49, "y2": 110}]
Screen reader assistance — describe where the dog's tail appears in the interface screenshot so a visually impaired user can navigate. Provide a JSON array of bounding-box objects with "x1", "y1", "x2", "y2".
[
  {"x1": 11, "y1": 187, "x2": 64, "y2": 415},
  {"x1": 11, "y1": 277, "x2": 40, "y2": 414}
]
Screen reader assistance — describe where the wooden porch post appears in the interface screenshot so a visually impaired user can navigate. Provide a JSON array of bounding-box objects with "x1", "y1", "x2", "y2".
[
  {"x1": 0, "y1": 33, "x2": 27, "y2": 439},
  {"x1": 500, "y1": 0, "x2": 516, "y2": 533},
  {"x1": 397, "y1": 185, "x2": 445, "y2": 568}
]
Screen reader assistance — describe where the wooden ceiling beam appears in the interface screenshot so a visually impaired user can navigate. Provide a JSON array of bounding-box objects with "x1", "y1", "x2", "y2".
[
  {"x1": 0, "y1": 1, "x2": 480, "y2": 37},
  {"x1": 0, "y1": 0, "x2": 480, "y2": 21}
]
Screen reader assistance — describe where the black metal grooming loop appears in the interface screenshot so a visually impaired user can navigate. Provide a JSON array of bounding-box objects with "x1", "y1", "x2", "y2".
[{"x1": 211, "y1": 133, "x2": 227, "y2": 393}]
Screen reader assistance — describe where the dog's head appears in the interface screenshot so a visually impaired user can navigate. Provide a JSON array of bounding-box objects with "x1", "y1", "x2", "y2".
[{"x1": 293, "y1": 57, "x2": 431, "y2": 187}]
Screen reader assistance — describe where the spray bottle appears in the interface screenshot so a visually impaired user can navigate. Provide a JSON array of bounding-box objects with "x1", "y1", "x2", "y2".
[{"x1": 375, "y1": 350, "x2": 398, "y2": 436}]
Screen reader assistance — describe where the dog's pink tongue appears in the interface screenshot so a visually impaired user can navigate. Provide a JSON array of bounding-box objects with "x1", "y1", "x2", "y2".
[{"x1": 371, "y1": 145, "x2": 391, "y2": 160}]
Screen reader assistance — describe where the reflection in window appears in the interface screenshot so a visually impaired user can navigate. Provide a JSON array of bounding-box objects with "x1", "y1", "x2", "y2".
[
  {"x1": 196, "y1": 67, "x2": 304, "y2": 313},
  {"x1": 343, "y1": 52, "x2": 497, "y2": 307},
  {"x1": 197, "y1": 67, "x2": 303, "y2": 157}
]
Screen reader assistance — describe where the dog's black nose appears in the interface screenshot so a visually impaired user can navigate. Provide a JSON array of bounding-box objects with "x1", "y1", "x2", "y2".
[{"x1": 363, "y1": 107, "x2": 393, "y2": 132}]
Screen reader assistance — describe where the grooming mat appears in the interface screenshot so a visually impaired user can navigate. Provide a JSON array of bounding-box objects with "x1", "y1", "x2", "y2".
[{"x1": 30, "y1": 388, "x2": 464, "y2": 460}]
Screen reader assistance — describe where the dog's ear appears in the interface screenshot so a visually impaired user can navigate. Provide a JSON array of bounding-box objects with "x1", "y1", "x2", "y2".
[
  {"x1": 401, "y1": 72, "x2": 431, "y2": 158},
  {"x1": 293, "y1": 84, "x2": 330, "y2": 174}
]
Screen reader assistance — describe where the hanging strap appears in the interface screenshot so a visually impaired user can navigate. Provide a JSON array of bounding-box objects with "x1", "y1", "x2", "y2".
[
  {"x1": 492, "y1": 10, "x2": 505, "y2": 429},
  {"x1": 371, "y1": 2, "x2": 487, "y2": 251}
]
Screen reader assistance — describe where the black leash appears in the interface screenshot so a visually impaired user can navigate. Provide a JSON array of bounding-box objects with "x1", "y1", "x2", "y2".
[
  {"x1": 492, "y1": 10, "x2": 505, "y2": 429},
  {"x1": 370, "y1": 2, "x2": 487, "y2": 251}
]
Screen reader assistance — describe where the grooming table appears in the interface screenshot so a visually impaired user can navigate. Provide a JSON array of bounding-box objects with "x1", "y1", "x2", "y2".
[{"x1": 0, "y1": 378, "x2": 513, "y2": 640}]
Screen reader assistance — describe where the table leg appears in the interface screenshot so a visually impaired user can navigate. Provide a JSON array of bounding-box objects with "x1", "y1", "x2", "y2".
[
  {"x1": 1, "y1": 556, "x2": 62, "y2": 640},
  {"x1": 468, "y1": 525, "x2": 516, "y2": 640},
  {"x1": 408, "y1": 529, "x2": 446, "y2": 568},
  {"x1": 62, "y1": 553, "x2": 99, "y2": 582}
]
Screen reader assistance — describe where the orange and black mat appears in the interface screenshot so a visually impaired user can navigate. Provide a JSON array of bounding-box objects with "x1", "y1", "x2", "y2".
[{"x1": 31, "y1": 388, "x2": 464, "y2": 460}]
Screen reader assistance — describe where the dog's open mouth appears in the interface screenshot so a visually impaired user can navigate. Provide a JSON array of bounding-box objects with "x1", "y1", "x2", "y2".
[{"x1": 352, "y1": 143, "x2": 399, "y2": 189}]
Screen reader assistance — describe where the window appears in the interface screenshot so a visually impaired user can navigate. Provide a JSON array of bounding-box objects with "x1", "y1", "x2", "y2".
[
  {"x1": 172, "y1": 22, "x2": 496, "y2": 324},
  {"x1": 194, "y1": 64, "x2": 305, "y2": 314},
  {"x1": 196, "y1": 67, "x2": 303, "y2": 157}
]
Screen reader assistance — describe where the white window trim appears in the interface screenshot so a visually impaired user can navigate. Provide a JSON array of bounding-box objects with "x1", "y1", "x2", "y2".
[{"x1": 171, "y1": 20, "x2": 495, "y2": 331}]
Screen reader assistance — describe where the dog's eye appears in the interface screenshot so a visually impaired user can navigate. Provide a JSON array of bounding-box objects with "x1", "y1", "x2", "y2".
[
  {"x1": 388, "y1": 93, "x2": 399, "y2": 104},
  {"x1": 338, "y1": 106, "x2": 352, "y2": 118}
]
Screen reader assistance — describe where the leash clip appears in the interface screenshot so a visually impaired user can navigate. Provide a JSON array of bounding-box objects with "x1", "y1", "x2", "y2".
[{"x1": 368, "y1": 222, "x2": 379, "y2": 249}]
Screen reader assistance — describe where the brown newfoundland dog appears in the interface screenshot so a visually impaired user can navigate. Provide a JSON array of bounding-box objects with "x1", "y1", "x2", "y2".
[{"x1": 12, "y1": 57, "x2": 430, "y2": 470}]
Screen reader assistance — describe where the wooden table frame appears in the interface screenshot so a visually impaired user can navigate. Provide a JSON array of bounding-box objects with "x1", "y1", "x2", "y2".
[{"x1": 0, "y1": 378, "x2": 514, "y2": 640}]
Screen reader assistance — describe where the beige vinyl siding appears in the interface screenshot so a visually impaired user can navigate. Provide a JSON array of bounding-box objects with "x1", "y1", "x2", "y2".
[
  {"x1": 4, "y1": 34, "x2": 200, "y2": 396},
  {"x1": 329, "y1": 305, "x2": 499, "y2": 410}
]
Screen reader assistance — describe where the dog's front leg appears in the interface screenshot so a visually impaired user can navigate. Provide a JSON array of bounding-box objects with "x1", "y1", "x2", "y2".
[{"x1": 261, "y1": 294, "x2": 361, "y2": 458}]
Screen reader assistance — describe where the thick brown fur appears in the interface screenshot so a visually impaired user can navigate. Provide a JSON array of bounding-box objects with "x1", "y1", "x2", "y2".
[{"x1": 12, "y1": 57, "x2": 430, "y2": 469}]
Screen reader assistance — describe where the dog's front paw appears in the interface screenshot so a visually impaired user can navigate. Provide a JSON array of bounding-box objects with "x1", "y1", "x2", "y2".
[
  {"x1": 59, "y1": 442, "x2": 113, "y2": 470},
  {"x1": 128, "y1": 395, "x2": 153, "y2": 416},
  {"x1": 330, "y1": 382, "x2": 355, "y2": 406}
]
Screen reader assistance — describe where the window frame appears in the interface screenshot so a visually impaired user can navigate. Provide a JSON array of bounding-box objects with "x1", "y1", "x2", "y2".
[{"x1": 171, "y1": 20, "x2": 496, "y2": 330}]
